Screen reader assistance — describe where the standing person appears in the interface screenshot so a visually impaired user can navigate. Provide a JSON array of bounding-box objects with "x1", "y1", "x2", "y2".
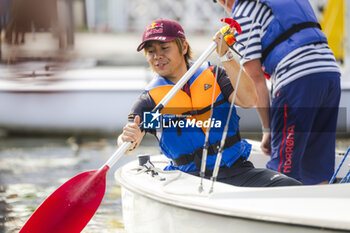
[
  {"x1": 118, "y1": 18, "x2": 301, "y2": 187},
  {"x1": 215, "y1": 0, "x2": 341, "y2": 184}
]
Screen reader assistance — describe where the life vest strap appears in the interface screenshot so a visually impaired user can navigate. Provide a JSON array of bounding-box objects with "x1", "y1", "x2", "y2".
[
  {"x1": 261, "y1": 22, "x2": 322, "y2": 64},
  {"x1": 172, "y1": 130, "x2": 241, "y2": 167}
]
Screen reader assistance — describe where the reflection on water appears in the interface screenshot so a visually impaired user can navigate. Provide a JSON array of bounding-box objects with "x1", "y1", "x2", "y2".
[{"x1": 0, "y1": 135, "x2": 159, "y2": 233}]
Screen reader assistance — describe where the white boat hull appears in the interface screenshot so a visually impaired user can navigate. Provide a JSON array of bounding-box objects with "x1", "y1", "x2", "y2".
[
  {"x1": 1, "y1": 65, "x2": 349, "y2": 134},
  {"x1": 115, "y1": 149, "x2": 350, "y2": 233},
  {"x1": 121, "y1": 188, "x2": 347, "y2": 233},
  {"x1": 0, "y1": 66, "x2": 150, "y2": 134}
]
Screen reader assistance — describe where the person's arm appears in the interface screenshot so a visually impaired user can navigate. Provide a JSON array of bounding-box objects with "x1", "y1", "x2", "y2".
[
  {"x1": 243, "y1": 59, "x2": 271, "y2": 155},
  {"x1": 117, "y1": 92, "x2": 155, "y2": 153},
  {"x1": 213, "y1": 32, "x2": 258, "y2": 108}
]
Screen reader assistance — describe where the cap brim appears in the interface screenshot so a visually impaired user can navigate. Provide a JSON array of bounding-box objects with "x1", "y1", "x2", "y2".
[{"x1": 136, "y1": 36, "x2": 177, "y2": 51}]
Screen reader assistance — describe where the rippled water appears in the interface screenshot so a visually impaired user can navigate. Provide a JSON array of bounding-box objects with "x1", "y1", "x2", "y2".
[
  {"x1": 0, "y1": 135, "x2": 159, "y2": 233},
  {"x1": 0, "y1": 134, "x2": 349, "y2": 233}
]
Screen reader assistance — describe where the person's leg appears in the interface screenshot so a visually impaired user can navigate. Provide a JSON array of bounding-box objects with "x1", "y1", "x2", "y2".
[
  {"x1": 301, "y1": 131, "x2": 336, "y2": 184},
  {"x1": 268, "y1": 73, "x2": 340, "y2": 184},
  {"x1": 301, "y1": 73, "x2": 340, "y2": 184},
  {"x1": 218, "y1": 168, "x2": 302, "y2": 187},
  {"x1": 267, "y1": 82, "x2": 314, "y2": 181}
]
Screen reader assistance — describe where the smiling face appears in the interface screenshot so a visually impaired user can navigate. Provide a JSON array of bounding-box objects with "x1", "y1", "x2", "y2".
[{"x1": 145, "y1": 40, "x2": 188, "y2": 83}]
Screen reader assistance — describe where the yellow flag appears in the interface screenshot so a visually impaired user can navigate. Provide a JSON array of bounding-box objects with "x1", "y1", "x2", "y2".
[{"x1": 320, "y1": 0, "x2": 345, "y2": 62}]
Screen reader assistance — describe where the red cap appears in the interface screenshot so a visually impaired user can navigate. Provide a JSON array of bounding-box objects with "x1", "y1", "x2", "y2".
[{"x1": 137, "y1": 19, "x2": 186, "y2": 51}]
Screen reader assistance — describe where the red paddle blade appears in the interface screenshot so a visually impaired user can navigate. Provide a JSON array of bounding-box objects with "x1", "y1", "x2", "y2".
[{"x1": 20, "y1": 165, "x2": 110, "y2": 233}]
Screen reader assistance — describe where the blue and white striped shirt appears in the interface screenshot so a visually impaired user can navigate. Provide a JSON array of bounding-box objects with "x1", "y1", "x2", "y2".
[{"x1": 231, "y1": 1, "x2": 340, "y2": 97}]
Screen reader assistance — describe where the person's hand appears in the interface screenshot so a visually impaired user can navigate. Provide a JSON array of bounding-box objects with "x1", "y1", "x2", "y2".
[
  {"x1": 213, "y1": 26, "x2": 237, "y2": 57},
  {"x1": 120, "y1": 115, "x2": 142, "y2": 151},
  {"x1": 261, "y1": 132, "x2": 271, "y2": 155},
  {"x1": 213, "y1": 31, "x2": 230, "y2": 57}
]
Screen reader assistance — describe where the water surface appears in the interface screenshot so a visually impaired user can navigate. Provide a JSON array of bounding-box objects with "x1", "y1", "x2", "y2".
[
  {"x1": 0, "y1": 134, "x2": 349, "y2": 232},
  {"x1": 0, "y1": 135, "x2": 159, "y2": 233}
]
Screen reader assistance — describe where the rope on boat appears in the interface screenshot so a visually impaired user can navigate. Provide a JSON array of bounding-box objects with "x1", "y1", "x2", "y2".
[
  {"x1": 127, "y1": 160, "x2": 210, "y2": 197},
  {"x1": 329, "y1": 146, "x2": 350, "y2": 184},
  {"x1": 209, "y1": 0, "x2": 261, "y2": 194},
  {"x1": 339, "y1": 169, "x2": 350, "y2": 184},
  {"x1": 198, "y1": 0, "x2": 229, "y2": 193}
]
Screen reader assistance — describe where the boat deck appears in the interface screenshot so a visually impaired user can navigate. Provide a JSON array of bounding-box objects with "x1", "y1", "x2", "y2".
[{"x1": 115, "y1": 152, "x2": 350, "y2": 233}]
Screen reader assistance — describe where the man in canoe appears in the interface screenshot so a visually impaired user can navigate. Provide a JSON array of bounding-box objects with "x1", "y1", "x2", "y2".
[
  {"x1": 214, "y1": 0, "x2": 341, "y2": 185},
  {"x1": 118, "y1": 18, "x2": 301, "y2": 187}
]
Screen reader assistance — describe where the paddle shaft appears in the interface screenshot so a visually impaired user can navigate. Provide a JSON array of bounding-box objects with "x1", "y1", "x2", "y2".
[
  {"x1": 20, "y1": 39, "x2": 218, "y2": 233},
  {"x1": 104, "y1": 42, "x2": 217, "y2": 169}
]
